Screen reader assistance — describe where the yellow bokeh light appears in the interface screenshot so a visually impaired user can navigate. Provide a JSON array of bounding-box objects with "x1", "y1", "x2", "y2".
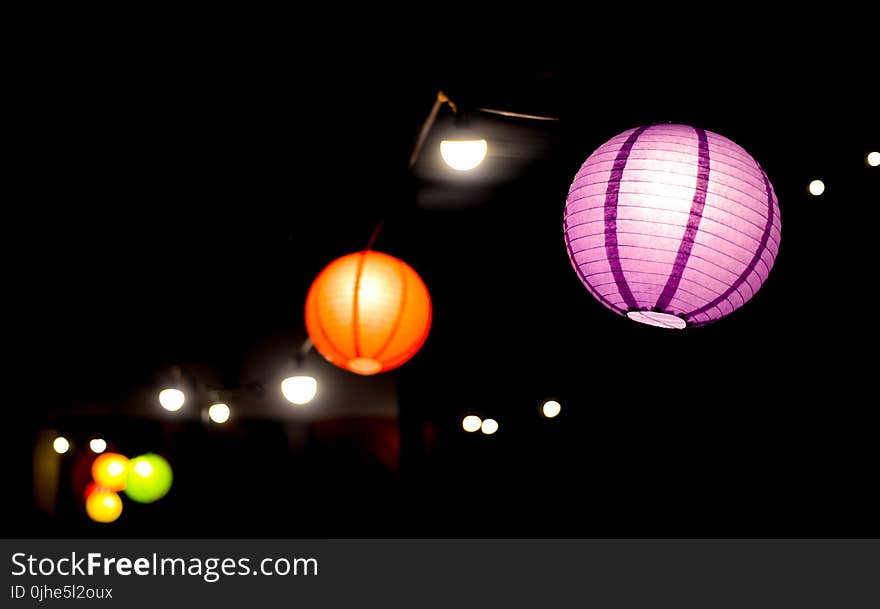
[
  {"x1": 86, "y1": 489, "x2": 123, "y2": 523},
  {"x1": 89, "y1": 438, "x2": 107, "y2": 454},
  {"x1": 542, "y1": 400, "x2": 561, "y2": 418},
  {"x1": 158, "y1": 388, "x2": 185, "y2": 412},
  {"x1": 462, "y1": 415, "x2": 482, "y2": 432},
  {"x1": 208, "y1": 403, "x2": 231, "y2": 424},
  {"x1": 867, "y1": 152, "x2": 880, "y2": 167},
  {"x1": 52, "y1": 437, "x2": 70, "y2": 454},
  {"x1": 808, "y1": 180, "x2": 825, "y2": 196},
  {"x1": 481, "y1": 418, "x2": 499, "y2": 435}
]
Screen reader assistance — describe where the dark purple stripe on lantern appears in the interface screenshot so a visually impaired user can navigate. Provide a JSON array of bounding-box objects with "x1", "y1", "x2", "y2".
[
  {"x1": 604, "y1": 126, "x2": 649, "y2": 311},
  {"x1": 654, "y1": 127, "x2": 711, "y2": 313},
  {"x1": 563, "y1": 214, "x2": 624, "y2": 313},
  {"x1": 685, "y1": 166, "x2": 776, "y2": 323}
]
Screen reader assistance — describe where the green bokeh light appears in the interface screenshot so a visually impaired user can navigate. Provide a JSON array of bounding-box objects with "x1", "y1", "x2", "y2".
[{"x1": 124, "y1": 453, "x2": 173, "y2": 503}]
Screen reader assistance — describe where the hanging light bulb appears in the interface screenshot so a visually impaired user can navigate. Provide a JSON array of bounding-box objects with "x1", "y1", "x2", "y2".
[
  {"x1": 281, "y1": 375, "x2": 317, "y2": 405},
  {"x1": 208, "y1": 403, "x2": 231, "y2": 423},
  {"x1": 158, "y1": 388, "x2": 185, "y2": 412},
  {"x1": 440, "y1": 139, "x2": 488, "y2": 171}
]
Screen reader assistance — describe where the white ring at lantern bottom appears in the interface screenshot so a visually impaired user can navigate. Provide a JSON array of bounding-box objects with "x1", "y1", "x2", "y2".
[{"x1": 626, "y1": 310, "x2": 687, "y2": 330}]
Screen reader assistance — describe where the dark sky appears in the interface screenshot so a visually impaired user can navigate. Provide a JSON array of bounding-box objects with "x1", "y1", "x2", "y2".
[{"x1": 9, "y1": 17, "x2": 878, "y2": 537}]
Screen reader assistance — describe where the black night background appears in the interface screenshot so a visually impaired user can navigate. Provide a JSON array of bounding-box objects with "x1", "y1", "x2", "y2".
[{"x1": 7, "y1": 14, "x2": 878, "y2": 539}]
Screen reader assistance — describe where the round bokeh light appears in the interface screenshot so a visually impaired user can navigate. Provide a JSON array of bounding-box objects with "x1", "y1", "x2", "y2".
[{"x1": 124, "y1": 453, "x2": 173, "y2": 504}]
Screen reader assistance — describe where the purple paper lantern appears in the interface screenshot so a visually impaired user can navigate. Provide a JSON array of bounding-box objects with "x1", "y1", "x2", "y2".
[{"x1": 563, "y1": 124, "x2": 781, "y2": 329}]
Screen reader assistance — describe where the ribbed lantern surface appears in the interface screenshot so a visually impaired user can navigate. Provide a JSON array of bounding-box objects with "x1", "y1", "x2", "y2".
[
  {"x1": 305, "y1": 250, "x2": 432, "y2": 375},
  {"x1": 563, "y1": 124, "x2": 781, "y2": 328}
]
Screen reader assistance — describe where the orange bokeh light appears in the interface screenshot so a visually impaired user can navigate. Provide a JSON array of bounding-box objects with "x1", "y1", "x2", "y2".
[
  {"x1": 86, "y1": 489, "x2": 123, "y2": 523},
  {"x1": 305, "y1": 250, "x2": 432, "y2": 375},
  {"x1": 91, "y1": 453, "x2": 130, "y2": 492}
]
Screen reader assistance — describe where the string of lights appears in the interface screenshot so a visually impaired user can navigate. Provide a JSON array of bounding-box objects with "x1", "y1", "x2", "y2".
[{"x1": 37, "y1": 86, "x2": 877, "y2": 529}]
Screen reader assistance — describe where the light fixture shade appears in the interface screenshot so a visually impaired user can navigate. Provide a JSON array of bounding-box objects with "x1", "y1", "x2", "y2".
[
  {"x1": 564, "y1": 124, "x2": 781, "y2": 328},
  {"x1": 305, "y1": 250, "x2": 432, "y2": 375}
]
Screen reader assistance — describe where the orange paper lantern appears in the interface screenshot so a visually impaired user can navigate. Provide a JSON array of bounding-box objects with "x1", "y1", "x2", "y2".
[{"x1": 305, "y1": 250, "x2": 432, "y2": 375}]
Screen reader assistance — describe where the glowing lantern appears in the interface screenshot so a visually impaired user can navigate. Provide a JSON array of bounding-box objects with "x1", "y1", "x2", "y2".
[
  {"x1": 86, "y1": 489, "x2": 123, "y2": 523},
  {"x1": 124, "y1": 453, "x2": 173, "y2": 504},
  {"x1": 564, "y1": 124, "x2": 781, "y2": 328},
  {"x1": 305, "y1": 250, "x2": 432, "y2": 375},
  {"x1": 91, "y1": 453, "x2": 130, "y2": 492}
]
